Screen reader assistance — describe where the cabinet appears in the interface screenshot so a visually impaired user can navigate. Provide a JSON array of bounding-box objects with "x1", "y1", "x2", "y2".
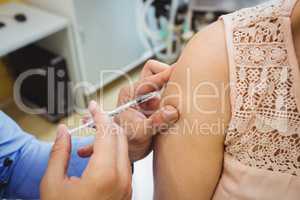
[{"x1": 25, "y1": 0, "x2": 156, "y2": 105}]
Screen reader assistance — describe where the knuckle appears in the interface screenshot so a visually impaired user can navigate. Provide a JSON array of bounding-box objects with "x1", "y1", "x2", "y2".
[
  {"x1": 113, "y1": 114, "x2": 121, "y2": 125},
  {"x1": 164, "y1": 105, "x2": 176, "y2": 111},
  {"x1": 119, "y1": 86, "x2": 133, "y2": 102},
  {"x1": 119, "y1": 179, "x2": 132, "y2": 195},
  {"x1": 40, "y1": 174, "x2": 55, "y2": 195},
  {"x1": 106, "y1": 168, "x2": 132, "y2": 196},
  {"x1": 127, "y1": 123, "x2": 147, "y2": 141},
  {"x1": 145, "y1": 59, "x2": 155, "y2": 68},
  {"x1": 100, "y1": 167, "x2": 131, "y2": 195},
  {"x1": 119, "y1": 86, "x2": 128, "y2": 94},
  {"x1": 151, "y1": 111, "x2": 165, "y2": 124},
  {"x1": 100, "y1": 167, "x2": 119, "y2": 189},
  {"x1": 129, "y1": 127, "x2": 151, "y2": 143},
  {"x1": 51, "y1": 143, "x2": 64, "y2": 155},
  {"x1": 160, "y1": 73, "x2": 168, "y2": 83},
  {"x1": 142, "y1": 78, "x2": 158, "y2": 90},
  {"x1": 40, "y1": 176, "x2": 48, "y2": 190},
  {"x1": 50, "y1": 143, "x2": 68, "y2": 158}
]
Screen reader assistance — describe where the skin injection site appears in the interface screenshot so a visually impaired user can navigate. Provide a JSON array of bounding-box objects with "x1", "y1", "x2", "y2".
[{"x1": 1, "y1": 0, "x2": 300, "y2": 199}]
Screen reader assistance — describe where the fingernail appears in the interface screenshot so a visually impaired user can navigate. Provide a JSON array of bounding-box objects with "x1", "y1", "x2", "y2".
[
  {"x1": 89, "y1": 100, "x2": 98, "y2": 111},
  {"x1": 56, "y1": 129, "x2": 65, "y2": 141},
  {"x1": 163, "y1": 106, "x2": 179, "y2": 123}
]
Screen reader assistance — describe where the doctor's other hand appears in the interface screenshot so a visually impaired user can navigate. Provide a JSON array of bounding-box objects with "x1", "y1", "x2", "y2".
[
  {"x1": 78, "y1": 60, "x2": 179, "y2": 162},
  {"x1": 40, "y1": 101, "x2": 132, "y2": 200}
]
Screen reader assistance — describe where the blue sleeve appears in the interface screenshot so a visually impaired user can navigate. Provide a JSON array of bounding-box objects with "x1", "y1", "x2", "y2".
[{"x1": 0, "y1": 111, "x2": 94, "y2": 199}]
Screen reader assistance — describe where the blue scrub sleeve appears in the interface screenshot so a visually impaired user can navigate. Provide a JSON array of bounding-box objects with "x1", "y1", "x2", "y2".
[{"x1": 0, "y1": 111, "x2": 94, "y2": 199}]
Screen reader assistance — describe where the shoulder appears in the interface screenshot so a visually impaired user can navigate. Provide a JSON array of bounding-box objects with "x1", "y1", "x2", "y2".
[
  {"x1": 174, "y1": 20, "x2": 229, "y2": 87},
  {"x1": 162, "y1": 20, "x2": 230, "y2": 124},
  {"x1": 178, "y1": 20, "x2": 228, "y2": 74}
]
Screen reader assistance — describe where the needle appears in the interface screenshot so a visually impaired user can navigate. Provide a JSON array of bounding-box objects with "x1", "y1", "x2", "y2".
[{"x1": 68, "y1": 91, "x2": 160, "y2": 134}]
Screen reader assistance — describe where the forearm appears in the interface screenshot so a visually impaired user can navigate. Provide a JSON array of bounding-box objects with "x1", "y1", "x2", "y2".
[{"x1": 4, "y1": 135, "x2": 94, "y2": 199}]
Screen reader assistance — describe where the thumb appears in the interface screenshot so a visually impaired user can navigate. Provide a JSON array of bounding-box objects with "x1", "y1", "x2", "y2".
[
  {"x1": 148, "y1": 105, "x2": 179, "y2": 133},
  {"x1": 45, "y1": 124, "x2": 71, "y2": 181}
]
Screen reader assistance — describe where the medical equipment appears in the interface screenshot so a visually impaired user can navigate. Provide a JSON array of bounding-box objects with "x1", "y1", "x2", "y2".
[
  {"x1": 189, "y1": 0, "x2": 265, "y2": 13},
  {"x1": 0, "y1": 21, "x2": 5, "y2": 28},
  {"x1": 188, "y1": 0, "x2": 266, "y2": 32},
  {"x1": 138, "y1": 0, "x2": 190, "y2": 63},
  {"x1": 68, "y1": 91, "x2": 160, "y2": 134},
  {"x1": 0, "y1": 13, "x2": 27, "y2": 22},
  {"x1": 0, "y1": 12, "x2": 27, "y2": 29},
  {"x1": 6, "y1": 44, "x2": 70, "y2": 122}
]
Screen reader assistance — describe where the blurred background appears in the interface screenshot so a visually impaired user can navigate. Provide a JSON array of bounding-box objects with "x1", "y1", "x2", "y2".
[{"x1": 0, "y1": 0, "x2": 265, "y2": 199}]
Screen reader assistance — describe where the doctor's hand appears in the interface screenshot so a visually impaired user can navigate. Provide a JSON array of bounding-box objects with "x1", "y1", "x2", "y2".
[
  {"x1": 78, "y1": 60, "x2": 179, "y2": 162},
  {"x1": 41, "y1": 101, "x2": 132, "y2": 200}
]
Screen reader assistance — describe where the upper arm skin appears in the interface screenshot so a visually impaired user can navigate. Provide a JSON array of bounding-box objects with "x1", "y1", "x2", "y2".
[{"x1": 153, "y1": 21, "x2": 231, "y2": 200}]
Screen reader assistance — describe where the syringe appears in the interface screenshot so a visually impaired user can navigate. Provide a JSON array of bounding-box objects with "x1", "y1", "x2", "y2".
[{"x1": 68, "y1": 91, "x2": 160, "y2": 134}]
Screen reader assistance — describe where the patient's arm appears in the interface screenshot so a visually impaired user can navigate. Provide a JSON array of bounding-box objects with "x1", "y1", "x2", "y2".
[{"x1": 153, "y1": 21, "x2": 231, "y2": 200}]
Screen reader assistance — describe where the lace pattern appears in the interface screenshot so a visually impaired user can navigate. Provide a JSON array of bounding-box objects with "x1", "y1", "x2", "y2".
[{"x1": 223, "y1": 0, "x2": 300, "y2": 175}]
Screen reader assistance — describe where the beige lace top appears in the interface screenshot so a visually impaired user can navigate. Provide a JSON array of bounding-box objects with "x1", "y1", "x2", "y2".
[{"x1": 214, "y1": 0, "x2": 300, "y2": 199}]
